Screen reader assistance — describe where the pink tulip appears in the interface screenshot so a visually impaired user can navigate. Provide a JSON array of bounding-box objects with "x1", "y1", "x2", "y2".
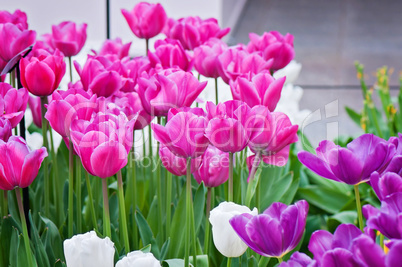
[
  {"x1": 28, "y1": 95, "x2": 42, "y2": 128},
  {"x1": 152, "y1": 110, "x2": 209, "y2": 158},
  {"x1": 233, "y1": 72, "x2": 285, "y2": 110},
  {"x1": 137, "y1": 70, "x2": 206, "y2": 117},
  {"x1": 193, "y1": 38, "x2": 228, "y2": 78},
  {"x1": 70, "y1": 111, "x2": 135, "y2": 178},
  {"x1": 159, "y1": 144, "x2": 201, "y2": 176},
  {"x1": 30, "y1": 33, "x2": 55, "y2": 56},
  {"x1": 107, "y1": 91, "x2": 153, "y2": 130},
  {"x1": 45, "y1": 86, "x2": 97, "y2": 138},
  {"x1": 0, "y1": 117, "x2": 12, "y2": 141},
  {"x1": 205, "y1": 100, "x2": 251, "y2": 153},
  {"x1": 247, "y1": 31, "x2": 295, "y2": 71},
  {"x1": 74, "y1": 55, "x2": 124, "y2": 97},
  {"x1": 193, "y1": 145, "x2": 229, "y2": 187},
  {"x1": 164, "y1": 16, "x2": 230, "y2": 50},
  {"x1": 0, "y1": 23, "x2": 36, "y2": 62},
  {"x1": 218, "y1": 47, "x2": 273, "y2": 84},
  {"x1": 20, "y1": 49, "x2": 66, "y2": 96},
  {"x1": 0, "y1": 82, "x2": 28, "y2": 128},
  {"x1": 93, "y1": 38, "x2": 132, "y2": 60},
  {"x1": 51, "y1": 21, "x2": 87, "y2": 57},
  {"x1": 122, "y1": 2, "x2": 167, "y2": 40},
  {"x1": 149, "y1": 39, "x2": 192, "y2": 71},
  {"x1": 0, "y1": 10, "x2": 28, "y2": 29},
  {"x1": 247, "y1": 106, "x2": 298, "y2": 170},
  {"x1": 123, "y1": 56, "x2": 151, "y2": 89},
  {"x1": 0, "y1": 136, "x2": 47, "y2": 190}
]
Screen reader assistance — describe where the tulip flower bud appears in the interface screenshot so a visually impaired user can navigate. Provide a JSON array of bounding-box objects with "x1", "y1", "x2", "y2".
[{"x1": 51, "y1": 21, "x2": 87, "y2": 57}]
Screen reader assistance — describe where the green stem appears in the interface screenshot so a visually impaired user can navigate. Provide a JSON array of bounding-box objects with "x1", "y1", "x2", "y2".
[
  {"x1": 117, "y1": 170, "x2": 130, "y2": 252},
  {"x1": 148, "y1": 125, "x2": 154, "y2": 204},
  {"x1": 49, "y1": 128, "x2": 62, "y2": 224},
  {"x1": 130, "y1": 147, "x2": 138, "y2": 249},
  {"x1": 40, "y1": 97, "x2": 49, "y2": 216},
  {"x1": 185, "y1": 158, "x2": 192, "y2": 267},
  {"x1": 204, "y1": 187, "x2": 212, "y2": 255},
  {"x1": 102, "y1": 178, "x2": 111, "y2": 238},
  {"x1": 227, "y1": 258, "x2": 232, "y2": 267},
  {"x1": 85, "y1": 172, "x2": 98, "y2": 232},
  {"x1": 215, "y1": 78, "x2": 219, "y2": 105},
  {"x1": 278, "y1": 257, "x2": 283, "y2": 263},
  {"x1": 354, "y1": 184, "x2": 364, "y2": 231},
  {"x1": 145, "y1": 39, "x2": 149, "y2": 56},
  {"x1": 68, "y1": 141, "x2": 74, "y2": 237},
  {"x1": 75, "y1": 156, "x2": 82, "y2": 233},
  {"x1": 258, "y1": 256, "x2": 270, "y2": 267},
  {"x1": 228, "y1": 152, "x2": 234, "y2": 202},
  {"x1": 190, "y1": 196, "x2": 197, "y2": 267},
  {"x1": 166, "y1": 170, "x2": 172, "y2": 239},
  {"x1": 1, "y1": 190, "x2": 7, "y2": 216},
  {"x1": 68, "y1": 56, "x2": 73, "y2": 82},
  {"x1": 156, "y1": 117, "x2": 163, "y2": 241},
  {"x1": 245, "y1": 151, "x2": 261, "y2": 207},
  {"x1": 16, "y1": 188, "x2": 34, "y2": 267}
]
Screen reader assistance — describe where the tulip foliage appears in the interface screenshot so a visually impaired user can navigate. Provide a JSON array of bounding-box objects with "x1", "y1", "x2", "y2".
[{"x1": 0, "y1": 3, "x2": 401, "y2": 267}]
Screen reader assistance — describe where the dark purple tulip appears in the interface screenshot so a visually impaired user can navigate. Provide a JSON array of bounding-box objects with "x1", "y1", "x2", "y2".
[
  {"x1": 363, "y1": 192, "x2": 402, "y2": 239},
  {"x1": 298, "y1": 134, "x2": 396, "y2": 185},
  {"x1": 230, "y1": 200, "x2": 308, "y2": 258},
  {"x1": 278, "y1": 252, "x2": 317, "y2": 267},
  {"x1": 371, "y1": 172, "x2": 402, "y2": 200},
  {"x1": 351, "y1": 235, "x2": 386, "y2": 267}
]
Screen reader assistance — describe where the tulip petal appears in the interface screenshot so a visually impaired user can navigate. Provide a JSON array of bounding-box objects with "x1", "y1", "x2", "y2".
[
  {"x1": 321, "y1": 248, "x2": 356, "y2": 267},
  {"x1": 90, "y1": 141, "x2": 127, "y2": 178},
  {"x1": 297, "y1": 151, "x2": 338, "y2": 181},
  {"x1": 20, "y1": 147, "x2": 48, "y2": 188},
  {"x1": 332, "y1": 224, "x2": 362, "y2": 250},
  {"x1": 351, "y1": 235, "x2": 385, "y2": 267},
  {"x1": 308, "y1": 230, "x2": 333, "y2": 262}
]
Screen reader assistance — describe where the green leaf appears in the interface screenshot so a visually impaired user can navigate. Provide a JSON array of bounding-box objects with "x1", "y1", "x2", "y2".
[
  {"x1": 160, "y1": 238, "x2": 170, "y2": 261},
  {"x1": 40, "y1": 215, "x2": 64, "y2": 263},
  {"x1": 140, "y1": 244, "x2": 152, "y2": 253},
  {"x1": 0, "y1": 215, "x2": 19, "y2": 266},
  {"x1": 259, "y1": 169, "x2": 293, "y2": 211},
  {"x1": 29, "y1": 212, "x2": 50, "y2": 267},
  {"x1": 327, "y1": 211, "x2": 358, "y2": 232},
  {"x1": 135, "y1": 210, "x2": 154, "y2": 247},
  {"x1": 345, "y1": 106, "x2": 362, "y2": 128},
  {"x1": 193, "y1": 184, "x2": 206, "y2": 233},
  {"x1": 162, "y1": 259, "x2": 186, "y2": 267},
  {"x1": 190, "y1": 255, "x2": 208, "y2": 267},
  {"x1": 167, "y1": 186, "x2": 186, "y2": 258}
]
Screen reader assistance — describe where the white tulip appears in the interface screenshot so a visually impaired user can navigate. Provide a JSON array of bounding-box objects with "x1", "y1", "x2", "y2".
[
  {"x1": 63, "y1": 231, "x2": 115, "y2": 267},
  {"x1": 116, "y1": 251, "x2": 161, "y2": 267},
  {"x1": 209, "y1": 201, "x2": 258, "y2": 257}
]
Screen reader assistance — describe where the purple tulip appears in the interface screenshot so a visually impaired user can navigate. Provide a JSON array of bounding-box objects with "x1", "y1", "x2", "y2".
[
  {"x1": 0, "y1": 82, "x2": 28, "y2": 128},
  {"x1": 363, "y1": 192, "x2": 402, "y2": 239},
  {"x1": 121, "y1": 2, "x2": 167, "y2": 40},
  {"x1": 148, "y1": 39, "x2": 192, "y2": 71},
  {"x1": 278, "y1": 252, "x2": 317, "y2": 267},
  {"x1": 193, "y1": 145, "x2": 229, "y2": 188},
  {"x1": 152, "y1": 109, "x2": 209, "y2": 158},
  {"x1": 51, "y1": 21, "x2": 87, "y2": 57},
  {"x1": 0, "y1": 22, "x2": 36, "y2": 62},
  {"x1": 247, "y1": 31, "x2": 295, "y2": 71},
  {"x1": 0, "y1": 10, "x2": 28, "y2": 30},
  {"x1": 386, "y1": 240, "x2": 402, "y2": 267},
  {"x1": 371, "y1": 172, "x2": 402, "y2": 201},
  {"x1": 0, "y1": 117, "x2": 12, "y2": 142},
  {"x1": 70, "y1": 111, "x2": 134, "y2": 178},
  {"x1": 193, "y1": 38, "x2": 228, "y2": 79},
  {"x1": 164, "y1": 16, "x2": 230, "y2": 50},
  {"x1": 230, "y1": 200, "x2": 309, "y2": 258},
  {"x1": 0, "y1": 136, "x2": 47, "y2": 190},
  {"x1": 205, "y1": 100, "x2": 251, "y2": 153},
  {"x1": 137, "y1": 70, "x2": 206, "y2": 117},
  {"x1": 298, "y1": 134, "x2": 396, "y2": 185},
  {"x1": 159, "y1": 145, "x2": 200, "y2": 176}
]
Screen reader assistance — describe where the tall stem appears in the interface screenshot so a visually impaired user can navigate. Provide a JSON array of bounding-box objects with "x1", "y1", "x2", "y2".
[
  {"x1": 190, "y1": 196, "x2": 197, "y2": 267},
  {"x1": 102, "y1": 178, "x2": 111, "y2": 238},
  {"x1": 49, "y1": 128, "x2": 62, "y2": 224},
  {"x1": 40, "y1": 96, "x2": 49, "y2": 216},
  {"x1": 156, "y1": 117, "x2": 163, "y2": 240},
  {"x1": 75, "y1": 156, "x2": 82, "y2": 233},
  {"x1": 246, "y1": 151, "x2": 261, "y2": 207},
  {"x1": 354, "y1": 184, "x2": 364, "y2": 231},
  {"x1": 148, "y1": 125, "x2": 154, "y2": 204},
  {"x1": 117, "y1": 170, "x2": 130, "y2": 252},
  {"x1": 16, "y1": 188, "x2": 34, "y2": 267},
  {"x1": 215, "y1": 78, "x2": 219, "y2": 105},
  {"x1": 68, "y1": 141, "x2": 74, "y2": 237},
  {"x1": 145, "y1": 39, "x2": 149, "y2": 56},
  {"x1": 68, "y1": 56, "x2": 73, "y2": 82},
  {"x1": 85, "y1": 172, "x2": 98, "y2": 232},
  {"x1": 130, "y1": 146, "x2": 138, "y2": 249},
  {"x1": 228, "y1": 152, "x2": 234, "y2": 202},
  {"x1": 166, "y1": 170, "x2": 172, "y2": 239},
  {"x1": 204, "y1": 187, "x2": 212, "y2": 255},
  {"x1": 227, "y1": 258, "x2": 232, "y2": 267},
  {"x1": 1, "y1": 190, "x2": 7, "y2": 217},
  {"x1": 185, "y1": 158, "x2": 192, "y2": 267}
]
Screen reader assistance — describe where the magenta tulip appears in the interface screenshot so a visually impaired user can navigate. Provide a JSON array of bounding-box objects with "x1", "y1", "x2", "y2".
[
  {"x1": 0, "y1": 10, "x2": 28, "y2": 29},
  {"x1": 137, "y1": 70, "x2": 206, "y2": 117},
  {"x1": 123, "y1": 56, "x2": 151, "y2": 88},
  {"x1": 218, "y1": 47, "x2": 273, "y2": 84},
  {"x1": 0, "y1": 22, "x2": 36, "y2": 62},
  {"x1": 20, "y1": 49, "x2": 66, "y2": 96},
  {"x1": 152, "y1": 110, "x2": 209, "y2": 158},
  {"x1": 371, "y1": 171, "x2": 402, "y2": 201},
  {"x1": 193, "y1": 38, "x2": 228, "y2": 78},
  {"x1": 70, "y1": 111, "x2": 134, "y2": 178},
  {"x1": 94, "y1": 38, "x2": 131, "y2": 60},
  {"x1": 0, "y1": 136, "x2": 47, "y2": 190},
  {"x1": 0, "y1": 117, "x2": 12, "y2": 141},
  {"x1": 278, "y1": 252, "x2": 317, "y2": 267},
  {"x1": 193, "y1": 145, "x2": 229, "y2": 188},
  {"x1": 122, "y1": 2, "x2": 167, "y2": 39},
  {"x1": 148, "y1": 39, "x2": 192, "y2": 71},
  {"x1": 51, "y1": 21, "x2": 87, "y2": 57},
  {"x1": 205, "y1": 100, "x2": 251, "y2": 153},
  {"x1": 234, "y1": 72, "x2": 285, "y2": 110},
  {"x1": 0, "y1": 82, "x2": 28, "y2": 128},
  {"x1": 164, "y1": 16, "x2": 230, "y2": 50},
  {"x1": 159, "y1": 144, "x2": 201, "y2": 176},
  {"x1": 27, "y1": 95, "x2": 42, "y2": 128},
  {"x1": 247, "y1": 31, "x2": 295, "y2": 71}
]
